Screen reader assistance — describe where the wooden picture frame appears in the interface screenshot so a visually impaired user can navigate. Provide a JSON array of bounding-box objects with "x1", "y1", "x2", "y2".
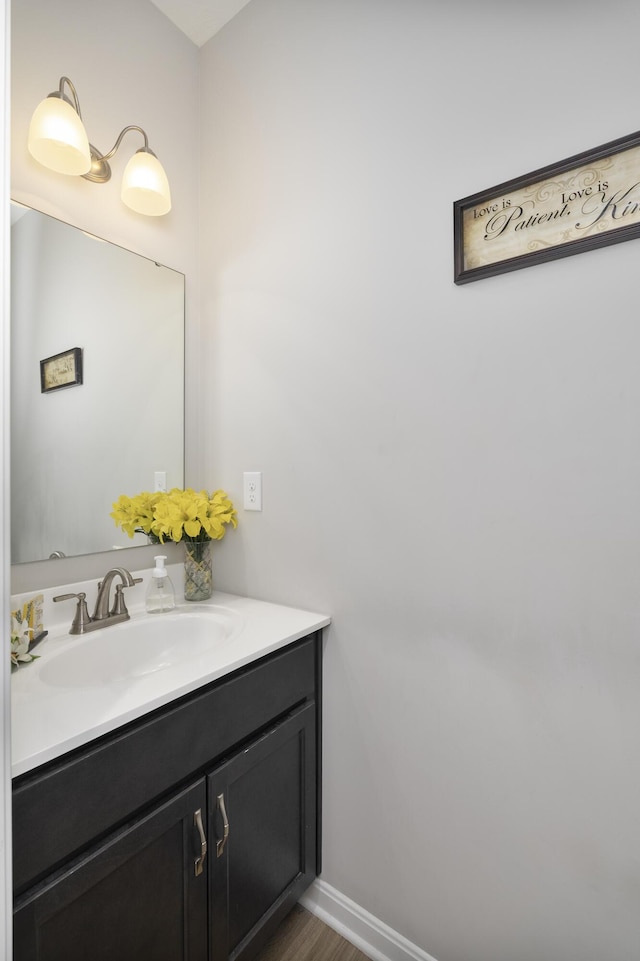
[
  {"x1": 40, "y1": 347, "x2": 83, "y2": 393},
  {"x1": 454, "y1": 129, "x2": 640, "y2": 284}
]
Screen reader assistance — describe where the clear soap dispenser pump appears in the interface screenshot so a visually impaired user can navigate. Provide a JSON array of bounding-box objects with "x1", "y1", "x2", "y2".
[{"x1": 146, "y1": 555, "x2": 176, "y2": 614}]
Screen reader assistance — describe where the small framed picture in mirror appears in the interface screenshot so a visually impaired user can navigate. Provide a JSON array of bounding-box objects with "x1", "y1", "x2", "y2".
[{"x1": 40, "y1": 347, "x2": 83, "y2": 393}]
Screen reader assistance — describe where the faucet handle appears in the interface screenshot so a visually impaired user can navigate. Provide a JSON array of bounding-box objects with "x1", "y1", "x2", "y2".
[
  {"x1": 110, "y1": 578, "x2": 143, "y2": 616},
  {"x1": 53, "y1": 592, "x2": 91, "y2": 635}
]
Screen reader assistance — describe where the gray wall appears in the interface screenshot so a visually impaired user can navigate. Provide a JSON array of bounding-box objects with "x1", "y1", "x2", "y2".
[{"x1": 199, "y1": 2, "x2": 640, "y2": 960}]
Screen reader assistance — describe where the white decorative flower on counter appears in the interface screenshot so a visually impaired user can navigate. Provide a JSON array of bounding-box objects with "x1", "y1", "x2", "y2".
[{"x1": 11, "y1": 614, "x2": 38, "y2": 668}]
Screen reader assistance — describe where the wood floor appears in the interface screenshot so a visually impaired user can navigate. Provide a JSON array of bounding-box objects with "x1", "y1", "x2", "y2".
[{"x1": 253, "y1": 905, "x2": 372, "y2": 961}]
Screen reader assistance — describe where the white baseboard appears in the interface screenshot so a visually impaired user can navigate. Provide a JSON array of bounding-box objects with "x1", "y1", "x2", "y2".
[{"x1": 299, "y1": 879, "x2": 439, "y2": 961}]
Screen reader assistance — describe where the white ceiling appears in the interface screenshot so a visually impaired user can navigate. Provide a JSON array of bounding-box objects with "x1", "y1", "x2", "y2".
[{"x1": 149, "y1": 0, "x2": 252, "y2": 47}]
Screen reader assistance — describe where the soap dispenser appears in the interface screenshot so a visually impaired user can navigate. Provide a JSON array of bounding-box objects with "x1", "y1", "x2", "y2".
[{"x1": 146, "y1": 555, "x2": 176, "y2": 614}]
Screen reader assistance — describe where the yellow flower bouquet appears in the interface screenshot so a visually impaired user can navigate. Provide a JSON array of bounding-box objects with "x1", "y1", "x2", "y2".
[
  {"x1": 111, "y1": 488, "x2": 237, "y2": 544},
  {"x1": 111, "y1": 488, "x2": 237, "y2": 600}
]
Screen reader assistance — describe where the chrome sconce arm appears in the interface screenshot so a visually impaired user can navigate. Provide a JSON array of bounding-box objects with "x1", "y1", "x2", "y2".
[
  {"x1": 86, "y1": 124, "x2": 151, "y2": 182},
  {"x1": 49, "y1": 75, "x2": 83, "y2": 114}
]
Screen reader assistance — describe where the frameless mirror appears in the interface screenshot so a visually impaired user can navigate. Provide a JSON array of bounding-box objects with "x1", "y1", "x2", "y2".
[{"x1": 10, "y1": 203, "x2": 185, "y2": 564}]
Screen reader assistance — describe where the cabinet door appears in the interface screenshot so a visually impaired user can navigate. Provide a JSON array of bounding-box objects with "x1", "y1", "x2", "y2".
[
  {"x1": 208, "y1": 702, "x2": 317, "y2": 961},
  {"x1": 14, "y1": 780, "x2": 208, "y2": 961}
]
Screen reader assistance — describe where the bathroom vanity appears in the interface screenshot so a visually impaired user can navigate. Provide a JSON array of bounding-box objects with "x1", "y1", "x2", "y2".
[{"x1": 10, "y1": 588, "x2": 329, "y2": 961}]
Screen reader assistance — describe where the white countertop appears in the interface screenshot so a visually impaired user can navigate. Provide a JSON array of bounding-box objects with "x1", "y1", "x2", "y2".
[{"x1": 11, "y1": 585, "x2": 329, "y2": 779}]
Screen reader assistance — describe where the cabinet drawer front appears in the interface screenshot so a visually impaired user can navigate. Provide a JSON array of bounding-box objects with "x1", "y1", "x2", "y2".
[{"x1": 14, "y1": 634, "x2": 319, "y2": 894}]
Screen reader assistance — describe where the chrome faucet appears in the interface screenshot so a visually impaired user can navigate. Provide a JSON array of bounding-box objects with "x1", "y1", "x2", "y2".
[
  {"x1": 54, "y1": 567, "x2": 142, "y2": 635},
  {"x1": 93, "y1": 568, "x2": 139, "y2": 620}
]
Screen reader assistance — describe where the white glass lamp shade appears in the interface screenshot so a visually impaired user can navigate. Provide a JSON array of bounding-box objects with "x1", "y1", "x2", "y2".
[
  {"x1": 27, "y1": 96, "x2": 91, "y2": 176},
  {"x1": 121, "y1": 149, "x2": 171, "y2": 216}
]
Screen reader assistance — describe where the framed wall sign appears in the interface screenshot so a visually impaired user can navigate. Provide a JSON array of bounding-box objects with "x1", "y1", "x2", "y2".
[
  {"x1": 454, "y1": 129, "x2": 640, "y2": 284},
  {"x1": 40, "y1": 347, "x2": 83, "y2": 393}
]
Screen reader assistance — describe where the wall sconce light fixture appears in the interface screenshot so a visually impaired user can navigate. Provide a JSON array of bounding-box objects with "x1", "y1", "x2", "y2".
[{"x1": 27, "y1": 76, "x2": 172, "y2": 217}]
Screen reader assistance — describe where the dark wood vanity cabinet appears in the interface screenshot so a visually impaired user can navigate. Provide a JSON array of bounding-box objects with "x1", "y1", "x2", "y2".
[{"x1": 12, "y1": 632, "x2": 322, "y2": 961}]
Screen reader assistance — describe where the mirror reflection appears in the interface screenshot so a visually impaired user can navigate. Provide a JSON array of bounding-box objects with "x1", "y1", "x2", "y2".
[{"x1": 10, "y1": 203, "x2": 185, "y2": 564}]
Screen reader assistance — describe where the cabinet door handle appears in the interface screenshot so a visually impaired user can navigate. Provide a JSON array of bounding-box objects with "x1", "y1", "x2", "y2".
[
  {"x1": 194, "y1": 808, "x2": 207, "y2": 877},
  {"x1": 216, "y1": 792, "x2": 230, "y2": 858}
]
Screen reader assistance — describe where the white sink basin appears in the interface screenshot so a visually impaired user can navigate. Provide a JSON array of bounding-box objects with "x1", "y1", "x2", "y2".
[{"x1": 38, "y1": 607, "x2": 243, "y2": 688}]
